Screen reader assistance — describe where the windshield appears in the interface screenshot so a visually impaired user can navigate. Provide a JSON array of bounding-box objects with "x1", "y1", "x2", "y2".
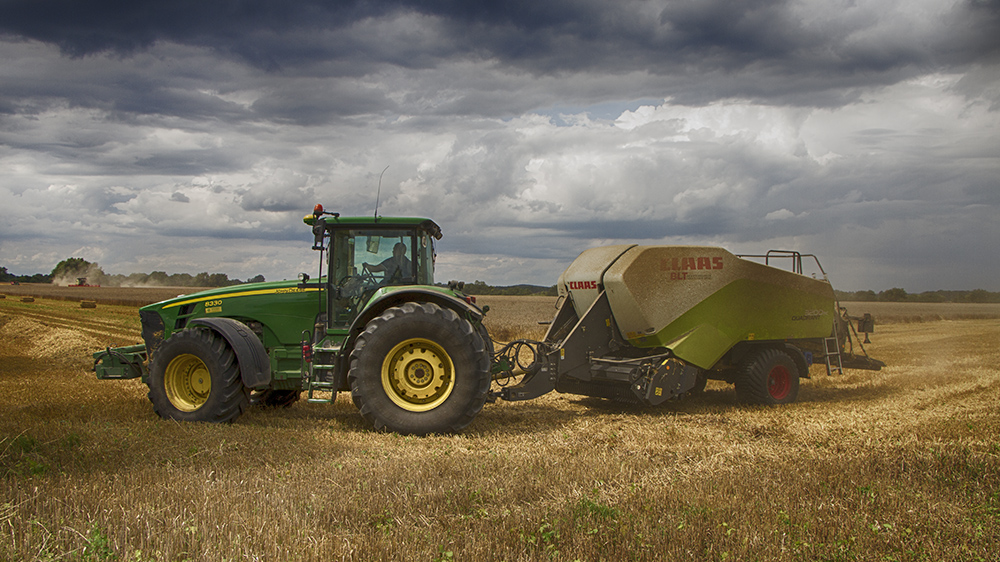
[{"x1": 328, "y1": 228, "x2": 435, "y2": 326}]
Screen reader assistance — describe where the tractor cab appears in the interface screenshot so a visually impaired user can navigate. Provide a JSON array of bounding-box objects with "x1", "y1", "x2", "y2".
[{"x1": 305, "y1": 206, "x2": 442, "y2": 327}]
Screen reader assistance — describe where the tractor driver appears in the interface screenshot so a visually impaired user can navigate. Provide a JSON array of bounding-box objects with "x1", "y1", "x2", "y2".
[{"x1": 364, "y1": 242, "x2": 412, "y2": 284}]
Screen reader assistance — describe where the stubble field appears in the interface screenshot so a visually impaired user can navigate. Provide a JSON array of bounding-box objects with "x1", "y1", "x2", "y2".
[{"x1": 1, "y1": 290, "x2": 998, "y2": 561}]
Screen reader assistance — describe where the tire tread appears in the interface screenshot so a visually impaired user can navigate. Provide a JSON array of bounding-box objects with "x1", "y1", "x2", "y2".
[{"x1": 734, "y1": 347, "x2": 800, "y2": 405}]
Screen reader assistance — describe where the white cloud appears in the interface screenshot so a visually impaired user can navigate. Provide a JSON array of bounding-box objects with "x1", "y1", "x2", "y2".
[{"x1": 765, "y1": 209, "x2": 797, "y2": 221}]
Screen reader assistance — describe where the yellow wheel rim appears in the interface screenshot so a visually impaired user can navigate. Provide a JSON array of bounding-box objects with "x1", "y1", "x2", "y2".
[
  {"x1": 381, "y1": 338, "x2": 454, "y2": 412},
  {"x1": 164, "y1": 353, "x2": 211, "y2": 412}
]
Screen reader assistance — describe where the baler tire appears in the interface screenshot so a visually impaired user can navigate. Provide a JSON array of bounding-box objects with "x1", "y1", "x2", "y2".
[
  {"x1": 250, "y1": 389, "x2": 301, "y2": 408},
  {"x1": 348, "y1": 302, "x2": 491, "y2": 435},
  {"x1": 734, "y1": 348, "x2": 800, "y2": 405},
  {"x1": 147, "y1": 328, "x2": 250, "y2": 423}
]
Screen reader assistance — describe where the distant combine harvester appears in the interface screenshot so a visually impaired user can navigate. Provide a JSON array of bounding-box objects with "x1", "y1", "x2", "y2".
[{"x1": 69, "y1": 277, "x2": 100, "y2": 288}]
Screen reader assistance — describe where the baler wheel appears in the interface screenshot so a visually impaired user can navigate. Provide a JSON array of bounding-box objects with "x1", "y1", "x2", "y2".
[
  {"x1": 734, "y1": 348, "x2": 800, "y2": 405},
  {"x1": 147, "y1": 328, "x2": 249, "y2": 422},
  {"x1": 348, "y1": 302, "x2": 491, "y2": 435}
]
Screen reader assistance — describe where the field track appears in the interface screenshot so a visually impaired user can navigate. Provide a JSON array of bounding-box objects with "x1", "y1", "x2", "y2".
[
  {"x1": 0, "y1": 283, "x2": 208, "y2": 308},
  {"x1": 1, "y1": 296, "x2": 998, "y2": 561},
  {"x1": 7, "y1": 305, "x2": 135, "y2": 343},
  {"x1": 0, "y1": 294, "x2": 141, "y2": 348}
]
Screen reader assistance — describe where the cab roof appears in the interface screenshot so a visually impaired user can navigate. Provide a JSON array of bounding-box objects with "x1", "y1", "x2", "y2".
[{"x1": 303, "y1": 214, "x2": 442, "y2": 239}]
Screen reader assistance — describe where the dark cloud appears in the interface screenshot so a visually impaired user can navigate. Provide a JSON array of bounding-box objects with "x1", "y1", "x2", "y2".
[
  {"x1": 249, "y1": 82, "x2": 397, "y2": 125},
  {"x1": 0, "y1": 1, "x2": 370, "y2": 58},
  {"x1": 2, "y1": 0, "x2": 996, "y2": 113},
  {"x1": 129, "y1": 150, "x2": 247, "y2": 175}
]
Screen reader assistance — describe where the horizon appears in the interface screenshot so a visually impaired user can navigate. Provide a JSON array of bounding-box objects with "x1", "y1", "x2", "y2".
[{"x1": 4, "y1": 261, "x2": 1000, "y2": 296}]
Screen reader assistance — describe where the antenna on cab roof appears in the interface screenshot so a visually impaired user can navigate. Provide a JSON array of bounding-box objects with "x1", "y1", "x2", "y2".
[{"x1": 374, "y1": 165, "x2": 389, "y2": 221}]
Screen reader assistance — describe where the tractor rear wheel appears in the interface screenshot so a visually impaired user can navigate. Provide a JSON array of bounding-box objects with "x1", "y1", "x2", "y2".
[
  {"x1": 734, "y1": 348, "x2": 800, "y2": 405},
  {"x1": 148, "y1": 328, "x2": 250, "y2": 422},
  {"x1": 348, "y1": 302, "x2": 491, "y2": 435}
]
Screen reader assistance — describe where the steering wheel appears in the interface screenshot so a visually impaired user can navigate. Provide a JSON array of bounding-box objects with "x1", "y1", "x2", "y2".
[
  {"x1": 360, "y1": 262, "x2": 381, "y2": 283},
  {"x1": 338, "y1": 267, "x2": 378, "y2": 297}
]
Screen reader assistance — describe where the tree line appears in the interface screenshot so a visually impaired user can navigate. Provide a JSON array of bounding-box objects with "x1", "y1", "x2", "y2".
[
  {"x1": 0, "y1": 258, "x2": 265, "y2": 287},
  {"x1": 457, "y1": 280, "x2": 558, "y2": 297},
  {"x1": 835, "y1": 288, "x2": 1000, "y2": 303}
]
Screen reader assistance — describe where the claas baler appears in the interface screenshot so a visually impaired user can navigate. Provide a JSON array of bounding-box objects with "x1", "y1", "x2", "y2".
[{"x1": 492, "y1": 245, "x2": 882, "y2": 406}]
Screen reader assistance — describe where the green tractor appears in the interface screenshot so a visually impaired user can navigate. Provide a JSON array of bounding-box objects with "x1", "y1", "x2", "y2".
[
  {"x1": 95, "y1": 205, "x2": 883, "y2": 434},
  {"x1": 95, "y1": 205, "x2": 492, "y2": 435}
]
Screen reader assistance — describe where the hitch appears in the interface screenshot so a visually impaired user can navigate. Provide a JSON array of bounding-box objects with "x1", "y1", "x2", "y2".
[
  {"x1": 490, "y1": 339, "x2": 552, "y2": 402},
  {"x1": 93, "y1": 344, "x2": 147, "y2": 380}
]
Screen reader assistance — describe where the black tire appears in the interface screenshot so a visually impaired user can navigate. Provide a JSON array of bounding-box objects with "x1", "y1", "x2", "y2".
[
  {"x1": 476, "y1": 321, "x2": 495, "y2": 359},
  {"x1": 250, "y1": 389, "x2": 301, "y2": 408},
  {"x1": 147, "y1": 328, "x2": 250, "y2": 422},
  {"x1": 348, "y1": 302, "x2": 491, "y2": 435},
  {"x1": 734, "y1": 348, "x2": 800, "y2": 405}
]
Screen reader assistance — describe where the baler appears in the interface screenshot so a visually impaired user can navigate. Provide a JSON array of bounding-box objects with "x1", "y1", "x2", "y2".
[
  {"x1": 93, "y1": 205, "x2": 882, "y2": 434},
  {"x1": 493, "y1": 245, "x2": 882, "y2": 407}
]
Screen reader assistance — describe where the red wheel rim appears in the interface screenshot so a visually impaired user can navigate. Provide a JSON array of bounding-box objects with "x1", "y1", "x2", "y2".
[{"x1": 767, "y1": 365, "x2": 791, "y2": 400}]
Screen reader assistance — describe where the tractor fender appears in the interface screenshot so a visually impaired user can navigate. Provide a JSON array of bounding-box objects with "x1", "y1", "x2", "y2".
[
  {"x1": 343, "y1": 288, "x2": 484, "y2": 357},
  {"x1": 188, "y1": 317, "x2": 271, "y2": 389}
]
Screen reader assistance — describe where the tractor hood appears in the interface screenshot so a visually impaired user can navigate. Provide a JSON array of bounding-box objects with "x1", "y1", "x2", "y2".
[
  {"x1": 141, "y1": 279, "x2": 317, "y2": 313},
  {"x1": 137, "y1": 278, "x2": 326, "y2": 356}
]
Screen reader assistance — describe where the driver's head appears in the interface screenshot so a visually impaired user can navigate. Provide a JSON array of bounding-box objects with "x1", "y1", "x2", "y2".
[{"x1": 393, "y1": 242, "x2": 406, "y2": 257}]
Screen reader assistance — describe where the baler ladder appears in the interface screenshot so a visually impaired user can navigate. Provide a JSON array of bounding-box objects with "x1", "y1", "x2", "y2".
[{"x1": 822, "y1": 324, "x2": 843, "y2": 376}]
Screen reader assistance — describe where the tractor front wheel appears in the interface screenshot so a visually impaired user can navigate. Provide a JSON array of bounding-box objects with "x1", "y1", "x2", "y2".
[
  {"x1": 734, "y1": 348, "x2": 800, "y2": 405},
  {"x1": 349, "y1": 302, "x2": 491, "y2": 435},
  {"x1": 148, "y1": 328, "x2": 250, "y2": 422}
]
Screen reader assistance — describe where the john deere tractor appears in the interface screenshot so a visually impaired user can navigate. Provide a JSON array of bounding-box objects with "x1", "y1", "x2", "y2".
[{"x1": 95, "y1": 205, "x2": 492, "y2": 435}]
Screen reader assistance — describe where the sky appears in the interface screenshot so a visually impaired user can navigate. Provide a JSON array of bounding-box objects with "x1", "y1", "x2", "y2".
[{"x1": 1, "y1": 0, "x2": 998, "y2": 292}]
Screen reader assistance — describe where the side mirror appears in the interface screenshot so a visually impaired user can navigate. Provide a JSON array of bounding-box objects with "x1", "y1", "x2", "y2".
[
  {"x1": 312, "y1": 219, "x2": 327, "y2": 250},
  {"x1": 366, "y1": 236, "x2": 380, "y2": 254}
]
